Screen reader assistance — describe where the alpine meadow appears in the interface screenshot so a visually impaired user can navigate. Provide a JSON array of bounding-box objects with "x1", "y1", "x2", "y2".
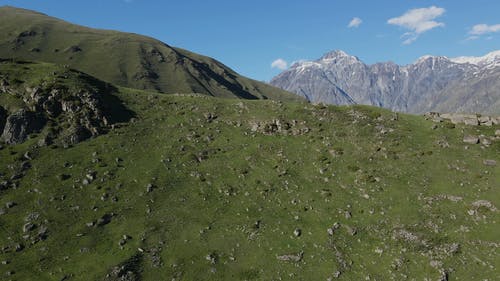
[{"x1": 0, "y1": 5, "x2": 499, "y2": 281}]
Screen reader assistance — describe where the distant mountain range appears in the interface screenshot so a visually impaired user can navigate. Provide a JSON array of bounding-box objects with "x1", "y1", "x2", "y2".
[
  {"x1": 271, "y1": 50, "x2": 500, "y2": 114},
  {"x1": 0, "y1": 6, "x2": 302, "y2": 102}
]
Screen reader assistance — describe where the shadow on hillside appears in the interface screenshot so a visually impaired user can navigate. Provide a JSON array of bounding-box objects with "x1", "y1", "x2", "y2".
[{"x1": 77, "y1": 70, "x2": 136, "y2": 124}]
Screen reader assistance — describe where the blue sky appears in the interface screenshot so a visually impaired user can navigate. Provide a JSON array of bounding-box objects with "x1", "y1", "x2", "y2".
[{"x1": 2, "y1": 0, "x2": 499, "y2": 81}]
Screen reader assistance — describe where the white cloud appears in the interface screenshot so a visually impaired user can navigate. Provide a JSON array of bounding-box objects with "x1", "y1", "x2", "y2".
[
  {"x1": 271, "y1": 58, "x2": 288, "y2": 70},
  {"x1": 388, "y1": 6, "x2": 445, "y2": 44},
  {"x1": 348, "y1": 17, "x2": 362, "y2": 28},
  {"x1": 465, "y1": 24, "x2": 500, "y2": 41},
  {"x1": 469, "y1": 24, "x2": 500, "y2": 35},
  {"x1": 465, "y1": 35, "x2": 479, "y2": 41}
]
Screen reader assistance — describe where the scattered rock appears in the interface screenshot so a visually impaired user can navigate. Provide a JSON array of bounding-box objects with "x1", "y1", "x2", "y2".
[
  {"x1": 327, "y1": 222, "x2": 340, "y2": 236},
  {"x1": 150, "y1": 247, "x2": 163, "y2": 268},
  {"x1": 22, "y1": 223, "x2": 36, "y2": 233},
  {"x1": 277, "y1": 251, "x2": 304, "y2": 262},
  {"x1": 344, "y1": 211, "x2": 352, "y2": 219},
  {"x1": 426, "y1": 112, "x2": 499, "y2": 127},
  {"x1": 438, "y1": 269, "x2": 449, "y2": 281},
  {"x1": 471, "y1": 200, "x2": 497, "y2": 212},
  {"x1": 441, "y1": 113, "x2": 478, "y2": 126},
  {"x1": 483, "y1": 159, "x2": 497, "y2": 166},
  {"x1": 5, "y1": 202, "x2": 16, "y2": 209},
  {"x1": 36, "y1": 225, "x2": 48, "y2": 241},
  {"x1": 253, "y1": 220, "x2": 262, "y2": 229},
  {"x1": 96, "y1": 213, "x2": 113, "y2": 226},
  {"x1": 14, "y1": 243, "x2": 24, "y2": 252},
  {"x1": 249, "y1": 119, "x2": 309, "y2": 136},
  {"x1": 118, "y1": 238, "x2": 127, "y2": 247},
  {"x1": 203, "y1": 112, "x2": 217, "y2": 122},
  {"x1": 104, "y1": 254, "x2": 142, "y2": 281},
  {"x1": 481, "y1": 138, "x2": 492, "y2": 146},
  {"x1": 345, "y1": 225, "x2": 357, "y2": 236},
  {"x1": 392, "y1": 229, "x2": 427, "y2": 247},
  {"x1": 205, "y1": 252, "x2": 218, "y2": 264},
  {"x1": 0, "y1": 181, "x2": 10, "y2": 191},
  {"x1": 293, "y1": 228, "x2": 301, "y2": 237},
  {"x1": 86, "y1": 172, "x2": 96, "y2": 181},
  {"x1": 462, "y1": 135, "x2": 479, "y2": 144}
]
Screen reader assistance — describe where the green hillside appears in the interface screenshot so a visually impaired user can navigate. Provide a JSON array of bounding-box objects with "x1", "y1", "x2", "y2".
[
  {"x1": 0, "y1": 60, "x2": 498, "y2": 280},
  {"x1": 0, "y1": 6, "x2": 301, "y2": 102}
]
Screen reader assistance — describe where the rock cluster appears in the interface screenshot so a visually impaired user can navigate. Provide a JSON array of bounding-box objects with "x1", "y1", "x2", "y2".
[
  {"x1": 0, "y1": 69, "x2": 133, "y2": 146},
  {"x1": 425, "y1": 112, "x2": 500, "y2": 126},
  {"x1": 249, "y1": 119, "x2": 310, "y2": 136},
  {"x1": 277, "y1": 251, "x2": 304, "y2": 262},
  {"x1": 22, "y1": 86, "x2": 111, "y2": 145}
]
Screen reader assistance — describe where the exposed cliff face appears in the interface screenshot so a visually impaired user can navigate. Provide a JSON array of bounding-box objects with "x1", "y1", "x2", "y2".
[
  {"x1": 0, "y1": 60, "x2": 134, "y2": 146},
  {"x1": 1, "y1": 109, "x2": 45, "y2": 144},
  {"x1": 271, "y1": 50, "x2": 500, "y2": 114}
]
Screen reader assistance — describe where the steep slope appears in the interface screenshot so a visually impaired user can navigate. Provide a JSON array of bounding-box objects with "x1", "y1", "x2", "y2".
[
  {"x1": 270, "y1": 50, "x2": 500, "y2": 114},
  {"x1": 0, "y1": 60, "x2": 499, "y2": 280},
  {"x1": 0, "y1": 6, "x2": 302, "y2": 102}
]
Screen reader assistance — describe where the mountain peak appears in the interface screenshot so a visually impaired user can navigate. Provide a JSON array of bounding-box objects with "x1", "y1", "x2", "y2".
[
  {"x1": 320, "y1": 50, "x2": 360, "y2": 62},
  {"x1": 413, "y1": 55, "x2": 450, "y2": 65},
  {"x1": 450, "y1": 50, "x2": 500, "y2": 67}
]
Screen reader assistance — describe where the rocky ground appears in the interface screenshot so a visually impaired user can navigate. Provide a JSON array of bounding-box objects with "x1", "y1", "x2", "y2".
[{"x1": 0, "y1": 61, "x2": 498, "y2": 281}]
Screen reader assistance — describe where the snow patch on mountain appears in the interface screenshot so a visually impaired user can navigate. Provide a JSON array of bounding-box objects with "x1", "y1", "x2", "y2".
[{"x1": 450, "y1": 50, "x2": 500, "y2": 68}]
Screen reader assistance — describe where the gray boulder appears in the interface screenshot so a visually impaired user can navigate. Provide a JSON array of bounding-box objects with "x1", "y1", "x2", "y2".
[
  {"x1": 1, "y1": 109, "x2": 45, "y2": 144},
  {"x1": 463, "y1": 135, "x2": 480, "y2": 144}
]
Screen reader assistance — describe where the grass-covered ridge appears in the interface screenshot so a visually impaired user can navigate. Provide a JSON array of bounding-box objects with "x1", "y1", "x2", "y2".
[
  {"x1": 0, "y1": 59, "x2": 498, "y2": 280},
  {"x1": 0, "y1": 6, "x2": 302, "y2": 102}
]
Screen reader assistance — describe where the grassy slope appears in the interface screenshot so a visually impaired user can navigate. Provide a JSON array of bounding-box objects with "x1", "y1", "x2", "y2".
[
  {"x1": 0, "y1": 62, "x2": 498, "y2": 280},
  {"x1": 0, "y1": 6, "x2": 302, "y2": 102}
]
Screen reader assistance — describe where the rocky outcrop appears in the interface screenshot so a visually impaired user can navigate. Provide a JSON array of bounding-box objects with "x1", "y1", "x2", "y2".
[
  {"x1": 248, "y1": 119, "x2": 310, "y2": 136},
  {"x1": 1, "y1": 109, "x2": 45, "y2": 144},
  {"x1": 22, "y1": 86, "x2": 114, "y2": 145},
  {"x1": 424, "y1": 112, "x2": 500, "y2": 126},
  {"x1": 0, "y1": 62, "x2": 134, "y2": 146}
]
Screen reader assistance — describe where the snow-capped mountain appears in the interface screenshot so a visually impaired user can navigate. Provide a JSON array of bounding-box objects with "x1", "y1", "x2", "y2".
[
  {"x1": 270, "y1": 50, "x2": 500, "y2": 114},
  {"x1": 450, "y1": 50, "x2": 500, "y2": 68}
]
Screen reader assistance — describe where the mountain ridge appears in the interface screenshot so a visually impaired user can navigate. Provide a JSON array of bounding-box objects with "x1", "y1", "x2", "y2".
[
  {"x1": 0, "y1": 6, "x2": 303, "y2": 102},
  {"x1": 271, "y1": 50, "x2": 500, "y2": 114}
]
